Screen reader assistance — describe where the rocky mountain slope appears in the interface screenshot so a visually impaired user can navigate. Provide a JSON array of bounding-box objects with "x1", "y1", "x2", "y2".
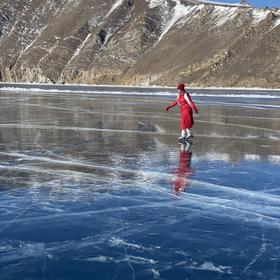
[{"x1": 0, "y1": 0, "x2": 279, "y2": 87}]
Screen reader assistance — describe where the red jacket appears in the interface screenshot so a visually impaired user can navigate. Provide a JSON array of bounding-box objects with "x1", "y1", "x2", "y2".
[{"x1": 166, "y1": 90, "x2": 198, "y2": 129}]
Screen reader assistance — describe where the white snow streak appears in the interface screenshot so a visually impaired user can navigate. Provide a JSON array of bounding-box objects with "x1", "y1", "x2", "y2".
[
  {"x1": 147, "y1": 0, "x2": 274, "y2": 41},
  {"x1": 17, "y1": 24, "x2": 49, "y2": 61},
  {"x1": 158, "y1": 1, "x2": 199, "y2": 41},
  {"x1": 212, "y1": 6, "x2": 237, "y2": 27},
  {"x1": 38, "y1": 42, "x2": 60, "y2": 64},
  {"x1": 0, "y1": 20, "x2": 18, "y2": 47},
  {"x1": 197, "y1": 0, "x2": 250, "y2": 7},
  {"x1": 272, "y1": 17, "x2": 280, "y2": 29},
  {"x1": 147, "y1": 0, "x2": 164, "y2": 9},
  {"x1": 67, "y1": 33, "x2": 91, "y2": 65},
  {"x1": 106, "y1": 0, "x2": 124, "y2": 18}
]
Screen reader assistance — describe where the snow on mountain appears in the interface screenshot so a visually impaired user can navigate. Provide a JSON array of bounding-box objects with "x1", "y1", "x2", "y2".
[
  {"x1": 252, "y1": 9, "x2": 270, "y2": 24},
  {"x1": 106, "y1": 0, "x2": 124, "y2": 18},
  {"x1": 274, "y1": 17, "x2": 280, "y2": 28},
  {"x1": 158, "y1": 1, "x2": 200, "y2": 41},
  {"x1": 211, "y1": 6, "x2": 238, "y2": 27},
  {"x1": 0, "y1": 0, "x2": 279, "y2": 88},
  {"x1": 194, "y1": 0, "x2": 251, "y2": 7},
  {"x1": 147, "y1": 0, "x2": 165, "y2": 9}
]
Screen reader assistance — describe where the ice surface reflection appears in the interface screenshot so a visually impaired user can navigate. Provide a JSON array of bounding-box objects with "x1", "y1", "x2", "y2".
[
  {"x1": 172, "y1": 143, "x2": 193, "y2": 195},
  {"x1": 0, "y1": 89, "x2": 280, "y2": 280}
]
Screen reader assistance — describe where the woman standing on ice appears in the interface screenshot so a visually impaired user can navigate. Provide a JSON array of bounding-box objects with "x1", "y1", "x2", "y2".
[{"x1": 165, "y1": 83, "x2": 198, "y2": 141}]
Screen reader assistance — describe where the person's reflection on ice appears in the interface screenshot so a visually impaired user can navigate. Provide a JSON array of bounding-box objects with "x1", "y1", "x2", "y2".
[{"x1": 173, "y1": 141, "x2": 193, "y2": 195}]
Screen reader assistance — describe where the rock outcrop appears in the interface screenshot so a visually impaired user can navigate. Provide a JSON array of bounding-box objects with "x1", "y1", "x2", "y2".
[{"x1": 0, "y1": 0, "x2": 279, "y2": 87}]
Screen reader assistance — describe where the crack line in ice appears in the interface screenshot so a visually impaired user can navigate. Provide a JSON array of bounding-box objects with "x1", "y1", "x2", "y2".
[
  {"x1": 0, "y1": 151, "x2": 176, "y2": 179},
  {"x1": 210, "y1": 113, "x2": 280, "y2": 121},
  {"x1": 181, "y1": 194, "x2": 280, "y2": 228},
  {"x1": 0, "y1": 176, "x2": 280, "y2": 228},
  {"x1": 42, "y1": 255, "x2": 47, "y2": 280},
  {"x1": 0, "y1": 195, "x2": 38, "y2": 233},
  {"x1": 242, "y1": 233, "x2": 267, "y2": 273},
  {"x1": 0, "y1": 164, "x2": 77, "y2": 177},
  {"x1": 0, "y1": 124, "x2": 278, "y2": 139},
  {"x1": 15, "y1": 100, "x2": 280, "y2": 125},
  {"x1": 197, "y1": 120, "x2": 280, "y2": 134},
  {"x1": 125, "y1": 252, "x2": 136, "y2": 280},
  {"x1": 191, "y1": 180, "x2": 280, "y2": 205},
  {"x1": 201, "y1": 100, "x2": 280, "y2": 109},
  {"x1": 1, "y1": 151, "x2": 280, "y2": 204},
  {"x1": 1, "y1": 197, "x2": 280, "y2": 230},
  {"x1": 0, "y1": 123, "x2": 173, "y2": 135}
]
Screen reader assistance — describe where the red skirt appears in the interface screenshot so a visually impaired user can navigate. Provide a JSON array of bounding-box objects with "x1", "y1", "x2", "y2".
[{"x1": 180, "y1": 107, "x2": 194, "y2": 129}]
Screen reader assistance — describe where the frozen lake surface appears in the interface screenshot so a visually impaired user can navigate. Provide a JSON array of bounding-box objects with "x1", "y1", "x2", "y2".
[{"x1": 0, "y1": 87, "x2": 280, "y2": 280}]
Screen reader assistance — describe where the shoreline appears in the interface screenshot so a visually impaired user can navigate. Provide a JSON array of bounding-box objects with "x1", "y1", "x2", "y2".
[
  {"x1": 0, "y1": 82, "x2": 280, "y2": 98},
  {"x1": 1, "y1": 81, "x2": 280, "y2": 91},
  {"x1": 0, "y1": 82, "x2": 280, "y2": 93}
]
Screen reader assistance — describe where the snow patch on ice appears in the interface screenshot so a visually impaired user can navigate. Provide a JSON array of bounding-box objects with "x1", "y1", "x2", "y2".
[
  {"x1": 108, "y1": 237, "x2": 160, "y2": 251},
  {"x1": 192, "y1": 261, "x2": 232, "y2": 274},
  {"x1": 244, "y1": 154, "x2": 261, "y2": 161},
  {"x1": 85, "y1": 255, "x2": 156, "y2": 264},
  {"x1": 124, "y1": 255, "x2": 157, "y2": 265},
  {"x1": 268, "y1": 155, "x2": 280, "y2": 164},
  {"x1": 86, "y1": 256, "x2": 114, "y2": 262},
  {"x1": 154, "y1": 125, "x2": 166, "y2": 133},
  {"x1": 0, "y1": 241, "x2": 52, "y2": 263},
  {"x1": 268, "y1": 135, "x2": 280, "y2": 140}
]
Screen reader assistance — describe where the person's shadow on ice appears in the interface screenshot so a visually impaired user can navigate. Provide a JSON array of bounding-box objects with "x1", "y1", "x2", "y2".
[{"x1": 173, "y1": 141, "x2": 193, "y2": 195}]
